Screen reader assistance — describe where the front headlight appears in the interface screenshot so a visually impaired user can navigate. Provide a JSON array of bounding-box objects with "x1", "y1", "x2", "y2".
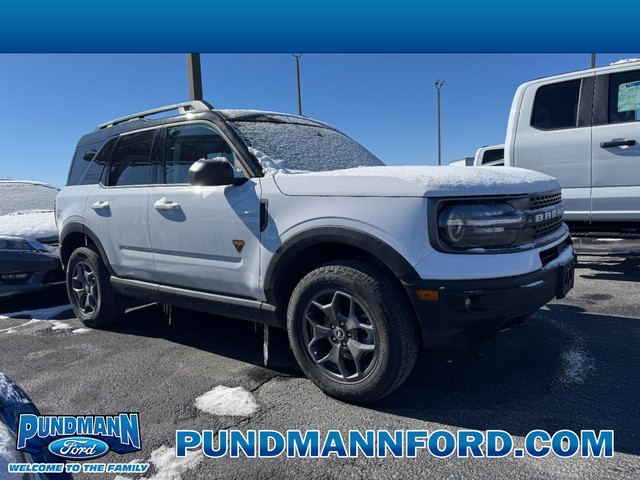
[
  {"x1": 0, "y1": 236, "x2": 48, "y2": 252},
  {"x1": 438, "y1": 203, "x2": 525, "y2": 249}
]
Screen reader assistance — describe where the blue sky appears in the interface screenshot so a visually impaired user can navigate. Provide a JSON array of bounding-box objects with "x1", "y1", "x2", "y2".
[{"x1": 0, "y1": 53, "x2": 637, "y2": 187}]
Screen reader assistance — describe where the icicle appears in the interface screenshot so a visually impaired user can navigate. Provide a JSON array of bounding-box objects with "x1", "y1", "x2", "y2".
[
  {"x1": 263, "y1": 324, "x2": 269, "y2": 367},
  {"x1": 162, "y1": 303, "x2": 172, "y2": 325}
]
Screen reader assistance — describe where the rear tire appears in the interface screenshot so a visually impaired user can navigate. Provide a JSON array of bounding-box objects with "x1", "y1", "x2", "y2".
[
  {"x1": 66, "y1": 246, "x2": 125, "y2": 328},
  {"x1": 287, "y1": 260, "x2": 419, "y2": 403}
]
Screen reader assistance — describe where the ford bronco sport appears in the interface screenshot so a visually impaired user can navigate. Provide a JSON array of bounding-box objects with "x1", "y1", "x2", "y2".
[{"x1": 56, "y1": 101, "x2": 576, "y2": 402}]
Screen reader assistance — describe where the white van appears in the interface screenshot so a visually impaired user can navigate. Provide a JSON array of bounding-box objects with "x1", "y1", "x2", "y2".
[{"x1": 504, "y1": 60, "x2": 640, "y2": 228}]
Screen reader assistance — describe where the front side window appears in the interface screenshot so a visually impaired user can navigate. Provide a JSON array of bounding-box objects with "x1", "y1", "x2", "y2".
[
  {"x1": 531, "y1": 80, "x2": 581, "y2": 130},
  {"x1": 608, "y1": 69, "x2": 640, "y2": 124},
  {"x1": 108, "y1": 130, "x2": 155, "y2": 186},
  {"x1": 164, "y1": 124, "x2": 237, "y2": 184}
]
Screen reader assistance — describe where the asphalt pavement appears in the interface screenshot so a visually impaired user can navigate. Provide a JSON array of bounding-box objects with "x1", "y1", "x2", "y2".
[{"x1": 1, "y1": 236, "x2": 639, "y2": 479}]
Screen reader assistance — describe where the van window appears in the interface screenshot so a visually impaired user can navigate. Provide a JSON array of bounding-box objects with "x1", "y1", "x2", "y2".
[
  {"x1": 531, "y1": 80, "x2": 581, "y2": 130},
  {"x1": 608, "y1": 69, "x2": 640, "y2": 124},
  {"x1": 108, "y1": 130, "x2": 155, "y2": 186},
  {"x1": 481, "y1": 148, "x2": 504, "y2": 165}
]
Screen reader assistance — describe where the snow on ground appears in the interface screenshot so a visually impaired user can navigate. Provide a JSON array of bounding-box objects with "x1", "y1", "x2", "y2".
[
  {"x1": 0, "y1": 319, "x2": 41, "y2": 333},
  {"x1": 0, "y1": 304, "x2": 71, "y2": 320},
  {"x1": 559, "y1": 350, "x2": 595, "y2": 385},
  {"x1": 72, "y1": 328, "x2": 91, "y2": 334},
  {"x1": 0, "y1": 210, "x2": 58, "y2": 242},
  {"x1": 0, "y1": 181, "x2": 59, "y2": 216},
  {"x1": 115, "y1": 446, "x2": 202, "y2": 480},
  {"x1": 195, "y1": 385, "x2": 259, "y2": 417},
  {"x1": 51, "y1": 321, "x2": 73, "y2": 330}
]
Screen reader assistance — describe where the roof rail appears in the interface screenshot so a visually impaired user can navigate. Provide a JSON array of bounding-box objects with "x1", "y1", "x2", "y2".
[{"x1": 95, "y1": 100, "x2": 213, "y2": 130}]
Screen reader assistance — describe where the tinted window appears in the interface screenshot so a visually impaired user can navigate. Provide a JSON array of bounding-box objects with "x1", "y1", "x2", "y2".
[
  {"x1": 67, "y1": 141, "x2": 103, "y2": 186},
  {"x1": 108, "y1": 130, "x2": 155, "y2": 186},
  {"x1": 481, "y1": 148, "x2": 504, "y2": 165},
  {"x1": 608, "y1": 69, "x2": 640, "y2": 124},
  {"x1": 164, "y1": 124, "x2": 237, "y2": 184},
  {"x1": 531, "y1": 80, "x2": 581, "y2": 130}
]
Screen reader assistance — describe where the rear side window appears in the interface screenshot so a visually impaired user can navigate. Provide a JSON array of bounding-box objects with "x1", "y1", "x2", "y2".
[
  {"x1": 108, "y1": 130, "x2": 155, "y2": 186},
  {"x1": 608, "y1": 69, "x2": 640, "y2": 124},
  {"x1": 67, "y1": 141, "x2": 105, "y2": 186},
  {"x1": 531, "y1": 80, "x2": 581, "y2": 130},
  {"x1": 164, "y1": 124, "x2": 237, "y2": 184}
]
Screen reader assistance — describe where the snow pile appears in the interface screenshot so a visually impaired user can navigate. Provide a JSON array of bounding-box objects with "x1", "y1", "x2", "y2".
[
  {"x1": 0, "y1": 181, "x2": 59, "y2": 216},
  {"x1": 0, "y1": 305, "x2": 71, "y2": 320},
  {"x1": 51, "y1": 321, "x2": 73, "y2": 330},
  {"x1": 0, "y1": 319, "x2": 41, "y2": 334},
  {"x1": 115, "y1": 446, "x2": 201, "y2": 480},
  {"x1": 249, "y1": 147, "x2": 304, "y2": 177},
  {"x1": 0, "y1": 371, "x2": 31, "y2": 405},
  {"x1": 0, "y1": 210, "x2": 58, "y2": 242},
  {"x1": 194, "y1": 385, "x2": 259, "y2": 417}
]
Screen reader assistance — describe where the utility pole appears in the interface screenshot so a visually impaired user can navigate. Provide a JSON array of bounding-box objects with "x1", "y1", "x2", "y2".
[
  {"x1": 186, "y1": 53, "x2": 203, "y2": 101},
  {"x1": 293, "y1": 53, "x2": 302, "y2": 116},
  {"x1": 435, "y1": 80, "x2": 445, "y2": 166},
  {"x1": 591, "y1": 53, "x2": 596, "y2": 69}
]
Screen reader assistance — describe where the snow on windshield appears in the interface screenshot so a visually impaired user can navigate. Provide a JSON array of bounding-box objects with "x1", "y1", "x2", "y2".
[{"x1": 226, "y1": 115, "x2": 383, "y2": 174}]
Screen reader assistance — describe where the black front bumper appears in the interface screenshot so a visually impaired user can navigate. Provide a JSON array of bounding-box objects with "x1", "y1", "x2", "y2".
[
  {"x1": 0, "y1": 251, "x2": 64, "y2": 298},
  {"x1": 404, "y1": 243, "x2": 577, "y2": 349}
]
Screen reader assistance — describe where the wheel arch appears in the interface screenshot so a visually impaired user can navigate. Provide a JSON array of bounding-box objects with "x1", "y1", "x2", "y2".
[
  {"x1": 264, "y1": 226, "x2": 420, "y2": 324},
  {"x1": 60, "y1": 223, "x2": 115, "y2": 275}
]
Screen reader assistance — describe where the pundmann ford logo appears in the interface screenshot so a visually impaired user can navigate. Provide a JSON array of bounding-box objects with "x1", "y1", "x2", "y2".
[{"x1": 16, "y1": 413, "x2": 141, "y2": 461}]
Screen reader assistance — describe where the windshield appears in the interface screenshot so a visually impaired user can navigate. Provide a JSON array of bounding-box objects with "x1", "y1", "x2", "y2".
[{"x1": 224, "y1": 112, "x2": 384, "y2": 173}]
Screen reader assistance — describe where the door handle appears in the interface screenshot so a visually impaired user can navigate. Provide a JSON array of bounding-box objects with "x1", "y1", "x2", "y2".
[
  {"x1": 91, "y1": 201, "x2": 109, "y2": 210},
  {"x1": 154, "y1": 198, "x2": 180, "y2": 210},
  {"x1": 600, "y1": 139, "x2": 636, "y2": 148}
]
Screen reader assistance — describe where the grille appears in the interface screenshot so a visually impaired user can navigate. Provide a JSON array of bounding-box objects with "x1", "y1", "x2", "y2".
[
  {"x1": 532, "y1": 218, "x2": 564, "y2": 239},
  {"x1": 530, "y1": 192, "x2": 562, "y2": 209}
]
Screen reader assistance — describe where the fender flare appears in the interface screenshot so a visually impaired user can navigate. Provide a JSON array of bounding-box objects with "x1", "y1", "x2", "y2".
[
  {"x1": 60, "y1": 223, "x2": 116, "y2": 275},
  {"x1": 263, "y1": 226, "x2": 420, "y2": 305}
]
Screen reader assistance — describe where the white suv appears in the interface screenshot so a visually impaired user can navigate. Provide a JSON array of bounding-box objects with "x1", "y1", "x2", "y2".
[{"x1": 56, "y1": 101, "x2": 576, "y2": 402}]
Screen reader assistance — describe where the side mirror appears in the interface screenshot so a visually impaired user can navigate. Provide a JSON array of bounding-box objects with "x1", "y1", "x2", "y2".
[{"x1": 188, "y1": 158, "x2": 246, "y2": 186}]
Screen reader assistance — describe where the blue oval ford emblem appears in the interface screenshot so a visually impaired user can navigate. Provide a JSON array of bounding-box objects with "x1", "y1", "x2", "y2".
[{"x1": 47, "y1": 436, "x2": 110, "y2": 460}]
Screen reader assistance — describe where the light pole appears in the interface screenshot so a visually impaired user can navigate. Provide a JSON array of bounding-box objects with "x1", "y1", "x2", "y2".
[
  {"x1": 293, "y1": 53, "x2": 302, "y2": 116},
  {"x1": 435, "y1": 79, "x2": 445, "y2": 166},
  {"x1": 186, "y1": 53, "x2": 203, "y2": 101}
]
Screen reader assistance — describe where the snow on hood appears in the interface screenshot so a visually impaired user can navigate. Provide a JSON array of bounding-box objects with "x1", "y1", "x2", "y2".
[
  {"x1": 272, "y1": 165, "x2": 560, "y2": 197},
  {"x1": 0, "y1": 210, "x2": 58, "y2": 242}
]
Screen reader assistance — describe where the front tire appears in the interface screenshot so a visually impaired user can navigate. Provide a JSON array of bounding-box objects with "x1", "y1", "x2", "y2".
[
  {"x1": 66, "y1": 246, "x2": 125, "y2": 328},
  {"x1": 287, "y1": 260, "x2": 419, "y2": 403}
]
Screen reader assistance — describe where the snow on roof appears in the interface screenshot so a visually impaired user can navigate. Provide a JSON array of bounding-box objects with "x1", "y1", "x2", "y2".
[
  {"x1": 609, "y1": 58, "x2": 640, "y2": 66},
  {"x1": 0, "y1": 181, "x2": 59, "y2": 216},
  {"x1": 0, "y1": 210, "x2": 58, "y2": 241}
]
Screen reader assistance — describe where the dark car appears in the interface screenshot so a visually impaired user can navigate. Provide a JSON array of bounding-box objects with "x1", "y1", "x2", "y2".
[
  {"x1": 0, "y1": 370, "x2": 73, "y2": 479},
  {"x1": 0, "y1": 182, "x2": 64, "y2": 298}
]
